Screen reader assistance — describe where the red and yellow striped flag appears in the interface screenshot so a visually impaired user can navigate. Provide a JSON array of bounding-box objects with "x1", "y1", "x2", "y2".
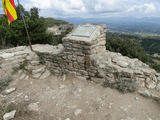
[{"x1": 2, "y1": 0, "x2": 18, "y2": 24}]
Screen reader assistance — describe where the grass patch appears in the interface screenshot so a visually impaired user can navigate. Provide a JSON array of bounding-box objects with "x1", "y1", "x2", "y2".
[
  {"x1": 0, "y1": 103, "x2": 15, "y2": 118},
  {"x1": 50, "y1": 69, "x2": 55, "y2": 75},
  {"x1": 12, "y1": 60, "x2": 28, "y2": 75},
  {"x1": 0, "y1": 76, "x2": 12, "y2": 92},
  {"x1": 103, "y1": 80, "x2": 138, "y2": 93},
  {"x1": 37, "y1": 53, "x2": 45, "y2": 65}
]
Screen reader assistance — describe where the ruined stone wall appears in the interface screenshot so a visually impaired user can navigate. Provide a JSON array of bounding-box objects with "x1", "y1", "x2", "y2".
[
  {"x1": 37, "y1": 24, "x2": 160, "y2": 96},
  {"x1": 39, "y1": 24, "x2": 107, "y2": 78},
  {"x1": 0, "y1": 44, "x2": 63, "y2": 81},
  {"x1": 0, "y1": 24, "x2": 160, "y2": 97}
]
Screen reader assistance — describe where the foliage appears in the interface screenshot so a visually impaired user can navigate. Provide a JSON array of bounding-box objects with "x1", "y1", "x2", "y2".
[
  {"x1": 0, "y1": 5, "x2": 72, "y2": 48},
  {"x1": 106, "y1": 32, "x2": 160, "y2": 72},
  {"x1": 0, "y1": 103, "x2": 15, "y2": 118},
  {"x1": 0, "y1": 76, "x2": 12, "y2": 92},
  {"x1": 51, "y1": 27, "x2": 72, "y2": 45},
  {"x1": 12, "y1": 60, "x2": 28, "y2": 75},
  {"x1": 45, "y1": 17, "x2": 69, "y2": 27},
  {"x1": 103, "y1": 80, "x2": 138, "y2": 93},
  {"x1": 106, "y1": 32, "x2": 151, "y2": 63},
  {"x1": 111, "y1": 32, "x2": 160, "y2": 55},
  {"x1": 0, "y1": 5, "x2": 54, "y2": 48},
  {"x1": 150, "y1": 63, "x2": 160, "y2": 73},
  {"x1": 37, "y1": 53, "x2": 46, "y2": 65}
]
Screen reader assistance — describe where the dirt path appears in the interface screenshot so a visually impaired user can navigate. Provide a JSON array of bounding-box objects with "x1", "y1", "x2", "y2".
[{"x1": 0, "y1": 74, "x2": 160, "y2": 120}]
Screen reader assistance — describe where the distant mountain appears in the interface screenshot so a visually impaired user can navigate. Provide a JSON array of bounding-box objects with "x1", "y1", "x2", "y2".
[
  {"x1": 45, "y1": 17, "x2": 70, "y2": 27},
  {"x1": 58, "y1": 17, "x2": 160, "y2": 35}
]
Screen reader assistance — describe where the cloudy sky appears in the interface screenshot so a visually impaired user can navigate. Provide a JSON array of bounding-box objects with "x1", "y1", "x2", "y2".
[{"x1": 0, "y1": 0, "x2": 160, "y2": 18}]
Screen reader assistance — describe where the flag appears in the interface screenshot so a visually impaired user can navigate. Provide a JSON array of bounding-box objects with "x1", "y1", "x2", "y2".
[{"x1": 2, "y1": 0, "x2": 17, "y2": 24}]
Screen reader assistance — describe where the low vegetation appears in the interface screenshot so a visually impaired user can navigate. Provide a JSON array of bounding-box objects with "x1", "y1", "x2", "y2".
[
  {"x1": 0, "y1": 76, "x2": 12, "y2": 92},
  {"x1": 12, "y1": 60, "x2": 29, "y2": 75},
  {"x1": 108, "y1": 32, "x2": 160, "y2": 55},
  {"x1": 0, "y1": 103, "x2": 15, "y2": 119},
  {"x1": 45, "y1": 17, "x2": 69, "y2": 27},
  {"x1": 103, "y1": 80, "x2": 138, "y2": 93},
  {"x1": 106, "y1": 32, "x2": 160, "y2": 73},
  {"x1": 0, "y1": 5, "x2": 71, "y2": 49}
]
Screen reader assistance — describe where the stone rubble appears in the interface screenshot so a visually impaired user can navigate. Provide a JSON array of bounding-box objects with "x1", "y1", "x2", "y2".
[
  {"x1": 74, "y1": 109, "x2": 82, "y2": 116},
  {"x1": 27, "y1": 102, "x2": 39, "y2": 112},
  {"x1": 3, "y1": 110, "x2": 16, "y2": 120},
  {"x1": 4, "y1": 88, "x2": 16, "y2": 95},
  {"x1": 65, "y1": 118, "x2": 71, "y2": 120}
]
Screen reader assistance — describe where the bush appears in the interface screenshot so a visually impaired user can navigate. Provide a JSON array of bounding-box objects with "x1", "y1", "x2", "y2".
[
  {"x1": 0, "y1": 6, "x2": 53, "y2": 48},
  {"x1": 103, "y1": 80, "x2": 138, "y2": 93},
  {"x1": 150, "y1": 63, "x2": 160, "y2": 73},
  {"x1": 106, "y1": 32, "x2": 160, "y2": 72},
  {"x1": 106, "y1": 32, "x2": 151, "y2": 63}
]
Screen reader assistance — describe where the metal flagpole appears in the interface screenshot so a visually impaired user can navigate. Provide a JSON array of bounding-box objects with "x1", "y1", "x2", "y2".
[{"x1": 17, "y1": 0, "x2": 33, "y2": 51}]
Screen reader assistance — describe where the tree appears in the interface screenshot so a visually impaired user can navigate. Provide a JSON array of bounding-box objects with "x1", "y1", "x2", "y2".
[
  {"x1": 30, "y1": 7, "x2": 39, "y2": 20},
  {"x1": 0, "y1": 16, "x2": 8, "y2": 48},
  {"x1": 106, "y1": 32, "x2": 151, "y2": 63},
  {"x1": 0, "y1": 5, "x2": 53, "y2": 48},
  {"x1": 16, "y1": 4, "x2": 30, "y2": 20}
]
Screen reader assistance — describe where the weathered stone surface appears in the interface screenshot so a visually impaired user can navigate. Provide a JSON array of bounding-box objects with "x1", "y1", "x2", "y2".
[
  {"x1": 156, "y1": 83, "x2": 160, "y2": 91},
  {"x1": 40, "y1": 70, "x2": 51, "y2": 79},
  {"x1": 30, "y1": 61, "x2": 40, "y2": 66},
  {"x1": 32, "y1": 66, "x2": 45, "y2": 74},
  {"x1": 112, "y1": 56, "x2": 129, "y2": 68},
  {"x1": 4, "y1": 88, "x2": 16, "y2": 94},
  {"x1": 3, "y1": 110, "x2": 16, "y2": 120},
  {"x1": 0, "y1": 53, "x2": 15, "y2": 59},
  {"x1": 138, "y1": 90, "x2": 151, "y2": 97},
  {"x1": 146, "y1": 78, "x2": 157, "y2": 89},
  {"x1": 74, "y1": 109, "x2": 82, "y2": 116},
  {"x1": 28, "y1": 103, "x2": 39, "y2": 112},
  {"x1": 32, "y1": 73, "x2": 42, "y2": 79}
]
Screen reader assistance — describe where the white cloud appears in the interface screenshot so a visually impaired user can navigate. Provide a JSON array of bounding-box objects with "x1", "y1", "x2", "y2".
[
  {"x1": 22, "y1": 0, "x2": 160, "y2": 18},
  {"x1": 25, "y1": 0, "x2": 52, "y2": 9},
  {"x1": 144, "y1": 3, "x2": 156, "y2": 14},
  {"x1": 126, "y1": 3, "x2": 157, "y2": 17}
]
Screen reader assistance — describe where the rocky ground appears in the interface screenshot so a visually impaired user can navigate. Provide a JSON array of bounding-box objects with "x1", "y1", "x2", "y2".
[{"x1": 0, "y1": 73, "x2": 160, "y2": 120}]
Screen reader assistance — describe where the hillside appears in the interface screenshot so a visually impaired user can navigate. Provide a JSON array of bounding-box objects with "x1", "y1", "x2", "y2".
[
  {"x1": 45, "y1": 17, "x2": 70, "y2": 27},
  {"x1": 107, "y1": 31, "x2": 160, "y2": 55}
]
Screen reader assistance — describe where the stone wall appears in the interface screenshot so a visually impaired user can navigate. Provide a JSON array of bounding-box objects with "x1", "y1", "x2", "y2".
[
  {"x1": 0, "y1": 44, "x2": 63, "y2": 81},
  {"x1": 39, "y1": 24, "x2": 107, "y2": 78},
  {"x1": 0, "y1": 24, "x2": 160, "y2": 97},
  {"x1": 38, "y1": 24, "x2": 160, "y2": 96}
]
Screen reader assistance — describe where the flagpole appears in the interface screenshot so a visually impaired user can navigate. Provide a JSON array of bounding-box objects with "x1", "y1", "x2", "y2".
[{"x1": 17, "y1": 0, "x2": 33, "y2": 51}]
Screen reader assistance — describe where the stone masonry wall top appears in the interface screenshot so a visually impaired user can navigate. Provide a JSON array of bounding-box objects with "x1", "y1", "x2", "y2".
[{"x1": 63, "y1": 24, "x2": 106, "y2": 44}]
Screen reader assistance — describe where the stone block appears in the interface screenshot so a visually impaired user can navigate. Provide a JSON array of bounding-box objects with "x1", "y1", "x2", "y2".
[
  {"x1": 30, "y1": 61, "x2": 40, "y2": 66},
  {"x1": 40, "y1": 70, "x2": 51, "y2": 79},
  {"x1": 32, "y1": 66, "x2": 45, "y2": 74}
]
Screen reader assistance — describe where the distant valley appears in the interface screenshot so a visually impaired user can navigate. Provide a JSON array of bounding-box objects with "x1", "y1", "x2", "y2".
[{"x1": 59, "y1": 17, "x2": 160, "y2": 35}]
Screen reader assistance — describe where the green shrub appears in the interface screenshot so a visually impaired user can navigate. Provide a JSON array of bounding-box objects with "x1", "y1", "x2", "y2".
[
  {"x1": 0, "y1": 76, "x2": 12, "y2": 92},
  {"x1": 0, "y1": 6, "x2": 53, "y2": 48},
  {"x1": 150, "y1": 63, "x2": 160, "y2": 73},
  {"x1": 103, "y1": 80, "x2": 138, "y2": 93},
  {"x1": 106, "y1": 32, "x2": 150, "y2": 63}
]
